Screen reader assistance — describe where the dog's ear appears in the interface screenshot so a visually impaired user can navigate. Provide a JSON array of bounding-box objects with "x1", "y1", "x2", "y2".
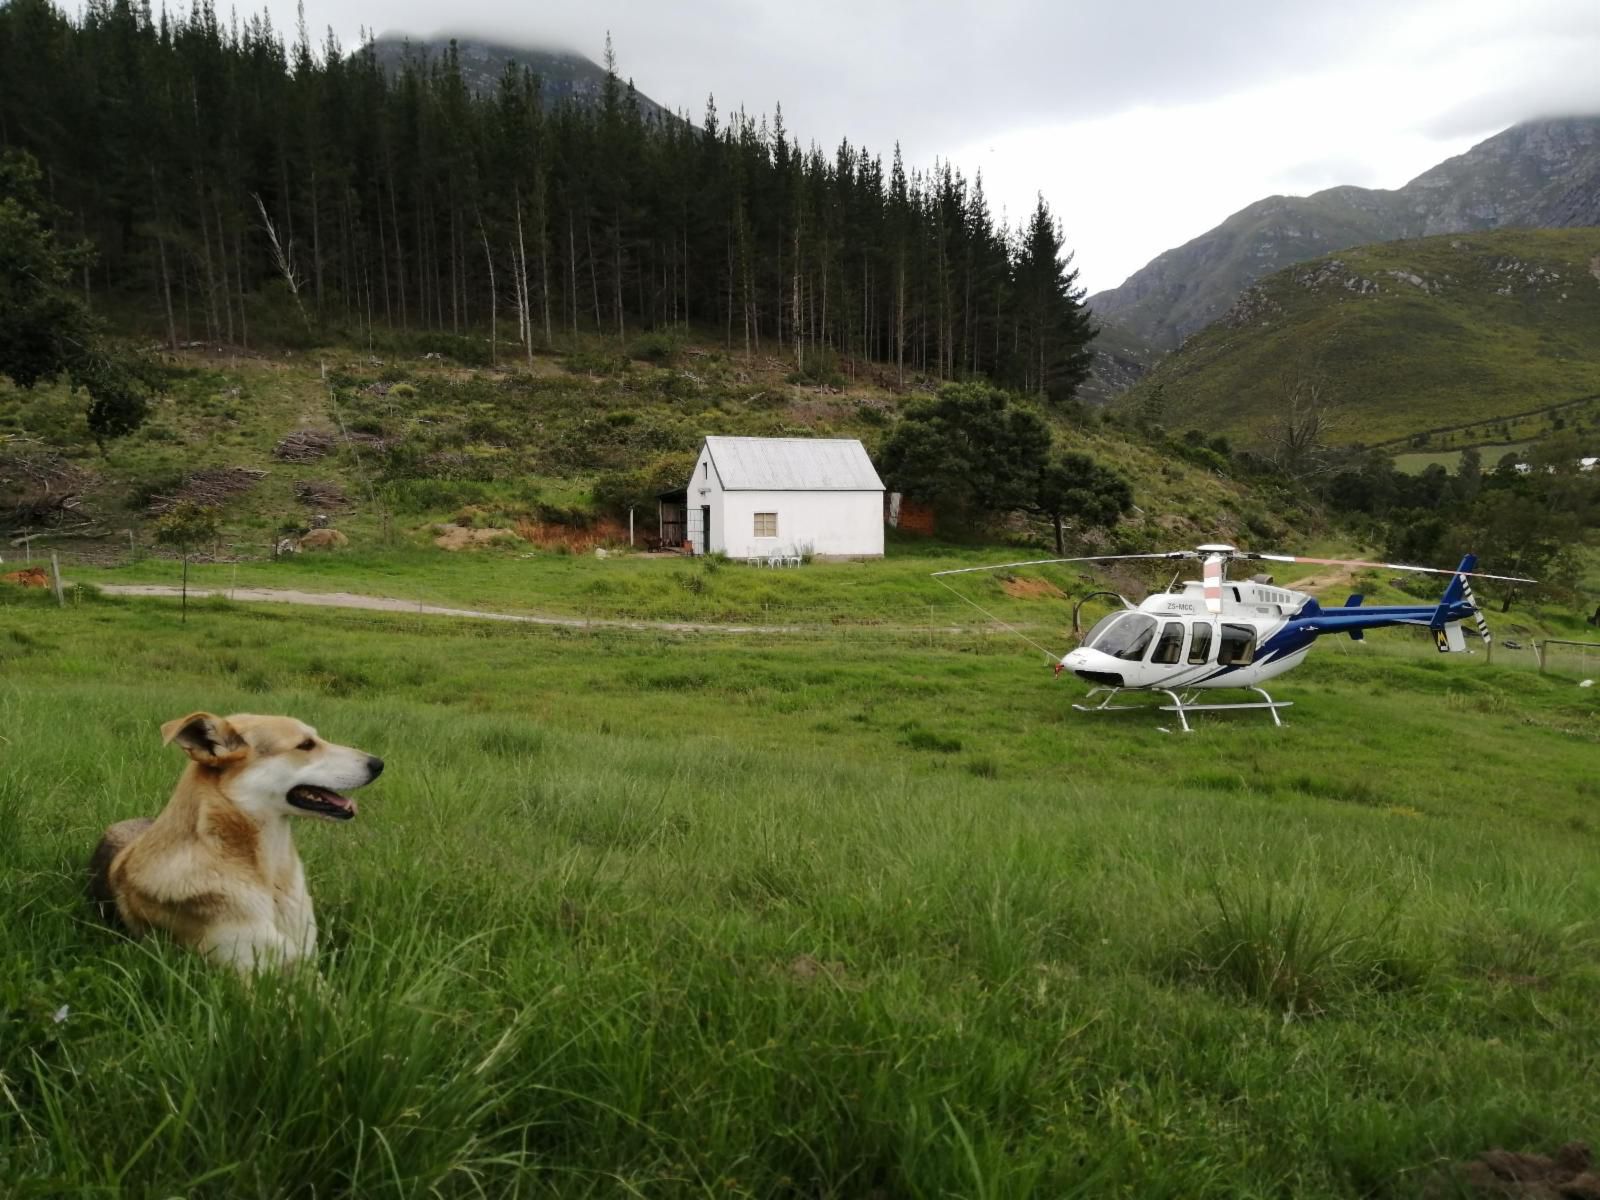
[{"x1": 161, "y1": 712, "x2": 246, "y2": 765}]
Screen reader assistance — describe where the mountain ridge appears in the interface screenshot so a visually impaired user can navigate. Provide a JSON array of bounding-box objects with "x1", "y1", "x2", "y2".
[
  {"x1": 365, "y1": 35, "x2": 678, "y2": 123},
  {"x1": 1117, "y1": 226, "x2": 1600, "y2": 448},
  {"x1": 1088, "y1": 116, "x2": 1600, "y2": 356}
]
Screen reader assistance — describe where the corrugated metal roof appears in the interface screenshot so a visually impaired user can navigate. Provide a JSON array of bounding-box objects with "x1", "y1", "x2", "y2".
[{"x1": 702, "y1": 436, "x2": 884, "y2": 491}]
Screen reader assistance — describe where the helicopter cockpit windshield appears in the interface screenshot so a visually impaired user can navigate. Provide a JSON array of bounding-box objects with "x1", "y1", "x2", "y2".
[{"x1": 1080, "y1": 612, "x2": 1158, "y2": 662}]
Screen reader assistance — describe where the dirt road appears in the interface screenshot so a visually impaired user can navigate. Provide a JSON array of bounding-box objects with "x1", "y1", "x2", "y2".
[{"x1": 93, "y1": 584, "x2": 816, "y2": 635}]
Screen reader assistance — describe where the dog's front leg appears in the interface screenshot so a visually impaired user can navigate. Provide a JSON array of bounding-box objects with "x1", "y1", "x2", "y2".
[{"x1": 201, "y1": 923, "x2": 302, "y2": 975}]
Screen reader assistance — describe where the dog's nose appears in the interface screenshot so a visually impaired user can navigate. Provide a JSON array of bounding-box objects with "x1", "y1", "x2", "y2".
[{"x1": 366, "y1": 756, "x2": 385, "y2": 779}]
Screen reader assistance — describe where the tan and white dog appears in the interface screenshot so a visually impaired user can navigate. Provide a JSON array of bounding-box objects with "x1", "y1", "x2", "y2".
[{"x1": 88, "y1": 712, "x2": 383, "y2": 973}]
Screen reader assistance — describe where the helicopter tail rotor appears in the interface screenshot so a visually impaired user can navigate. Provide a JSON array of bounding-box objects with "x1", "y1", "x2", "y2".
[
  {"x1": 1428, "y1": 555, "x2": 1495, "y2": 653},
  {"x1": 1438, "y1": 555, "x2": 1495, "y2": 652}
]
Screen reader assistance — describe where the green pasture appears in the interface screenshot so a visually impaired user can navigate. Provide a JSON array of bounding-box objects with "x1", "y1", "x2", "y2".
[{"x1": 2, "y1": 584, "x2": 1598, "y2": 1197}]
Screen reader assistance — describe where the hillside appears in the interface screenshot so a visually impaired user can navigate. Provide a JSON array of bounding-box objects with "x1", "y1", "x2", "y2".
[
  {"x1": 1121, "y1": 227, "x2": 1600, "y2": 447},
  {"x1": 1, "y1": 338, "x2": 1301, "y2": 567},
  {"x1": 365, "y1": 35, "x2": 677, "y2": 122},
  {"x1": 1089, "y1": 116, "x2": 1600, "y2": 355}
]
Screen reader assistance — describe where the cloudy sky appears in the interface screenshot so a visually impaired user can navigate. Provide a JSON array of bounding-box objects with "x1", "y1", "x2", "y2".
[{"x1": 222, "y1": 0, "x2": 1600, "y2": 295}]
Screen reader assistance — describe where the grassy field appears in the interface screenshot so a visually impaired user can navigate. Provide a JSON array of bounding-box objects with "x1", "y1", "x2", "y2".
[
  {"x1": 1390, "y1": 443, "x2": 1531, "y2": 475},
  {"x1": 55, "y1": 537, "x2": 1600, "y2": 652},
  {"x1": 3, "y1": 582, "x2": 1599, "y2": 1197}
]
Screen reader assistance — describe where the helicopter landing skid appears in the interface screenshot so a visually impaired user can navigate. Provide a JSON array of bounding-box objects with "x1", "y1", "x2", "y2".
[
  {"x1": 1071, "y1": 686, "x2": 1291, "y2": 733},
  {"x1": 1070, "y1": 686, "x2": 1147, "y2": 713}
]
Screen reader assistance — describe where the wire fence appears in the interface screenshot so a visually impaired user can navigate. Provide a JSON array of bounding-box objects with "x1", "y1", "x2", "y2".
[{"x1": 1537, "y1": 639, "x2": 1600, "y2": 681}]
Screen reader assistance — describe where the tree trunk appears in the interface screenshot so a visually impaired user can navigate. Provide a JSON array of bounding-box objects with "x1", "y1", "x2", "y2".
[
  {"x1": 568, "y1": 211, "x2": 578, "y2": 336},
  {"x1": 155, "y1": 229, "x2": 177, "y2": 350},
  {"x1": 310, "y1": 168, "x2": 323, "y2": 311},
  {"x1": 587, "y1": 222, "x2": 602, "y2": 331},
  {"x1": 478, "y1": 214, "x2": 496, "y2": 364},
  {"x1": 389, "y1": 174, "x2": 407, "y2": 329}
]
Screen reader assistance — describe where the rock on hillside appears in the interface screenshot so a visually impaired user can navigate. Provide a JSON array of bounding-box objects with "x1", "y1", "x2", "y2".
[{"x1": 1090, "y1": 116, "x2": 1600, "y2": 356}]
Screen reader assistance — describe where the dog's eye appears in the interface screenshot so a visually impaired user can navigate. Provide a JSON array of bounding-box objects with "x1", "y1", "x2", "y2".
[{"x1": 297, "y1": 738, "x2": 316, "y2": 751}]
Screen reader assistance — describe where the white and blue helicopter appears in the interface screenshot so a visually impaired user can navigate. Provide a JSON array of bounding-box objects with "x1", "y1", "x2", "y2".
[{"x1": 933, "y1": 544, "x2": 1535, "y2": 732}]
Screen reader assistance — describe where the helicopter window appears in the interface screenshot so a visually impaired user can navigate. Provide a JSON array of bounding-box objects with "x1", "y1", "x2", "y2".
[
  {"x1": 1151, "y1": 621, "x2": 1185, "y2": 665},
  {"x1": 1083, "y1": 612, "x2": 1157, "y2": 661},
  {"x1": 1217, "y1": 623, "x2": 1257, "y2": 666},
  {"x1": 1187, "y1": 623, "x2": 1213, "y2": 664}
]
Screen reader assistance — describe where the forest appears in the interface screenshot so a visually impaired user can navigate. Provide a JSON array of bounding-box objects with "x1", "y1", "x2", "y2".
[{"x1": 0, "y1": 0, "x2": 1095, "y2": 399}]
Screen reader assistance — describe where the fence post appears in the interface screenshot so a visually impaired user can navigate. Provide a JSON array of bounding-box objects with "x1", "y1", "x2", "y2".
[
  {"x1": 50, "y1": 552, "x2": 65, "y2": 607},
  {"x1": 1537, "y1": 640, "x2": 1546, "y2": 674}
]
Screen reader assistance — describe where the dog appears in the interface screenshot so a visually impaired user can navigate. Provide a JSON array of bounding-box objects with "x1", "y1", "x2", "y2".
[{"x1": 88, "y1": 712, "x2": 383, "y2": 973}]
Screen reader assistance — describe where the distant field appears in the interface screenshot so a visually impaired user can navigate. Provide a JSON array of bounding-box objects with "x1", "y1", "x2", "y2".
[
  {"x1": 3, "y1": 584, "x2": 1598, "y2": 1197},
  {"x1": 1390, "y1": 442, "x2": 1530, "y2": 474}
]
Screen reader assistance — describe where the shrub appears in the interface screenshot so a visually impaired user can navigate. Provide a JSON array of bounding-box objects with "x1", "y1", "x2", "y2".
[
  {"x1": 564, "y1": 349, "x2": 631, "y2": 377},
  {"x1": 628, "y1": 331, "x2": 681, "y2": 364}
]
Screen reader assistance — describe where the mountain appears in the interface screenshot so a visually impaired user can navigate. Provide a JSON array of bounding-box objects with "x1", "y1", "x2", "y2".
[
  {"x1": 1089, "y1": 117, "x2": 1600, "y2": 357},
  {"x1": 365, "y1": 35, "x2": 677, "y2": 123},
  {"x1": 1120, "y1": 227, "x2": 1600, "y2": 447}
]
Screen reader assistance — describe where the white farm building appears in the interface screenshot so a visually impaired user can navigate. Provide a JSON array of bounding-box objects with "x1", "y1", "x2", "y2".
[{"x1": 658, "y1": 436, "x2": 885, "y2": 560}]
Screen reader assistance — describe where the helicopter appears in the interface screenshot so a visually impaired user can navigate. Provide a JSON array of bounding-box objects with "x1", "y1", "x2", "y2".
[{"x1": 932, "y1": 544, "x2": 1536, "y2": 732}]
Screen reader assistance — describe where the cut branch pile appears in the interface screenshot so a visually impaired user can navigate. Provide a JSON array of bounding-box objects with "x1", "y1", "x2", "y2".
[
  {"x1": 146, "y1": 467, "x2": 267, "y2": 514},
  {"x1": 344, "y1": 430, "x2": 392, "y2": 452},
  {"x1": 0, "y1": 440, "x2": 97, "y2": 524},
  {"x1": 294, "y1": 479, "x2": 349, "y2": 510},
  {"x1": 273, "y1": 429, "x2": 336, "y2": 462}
]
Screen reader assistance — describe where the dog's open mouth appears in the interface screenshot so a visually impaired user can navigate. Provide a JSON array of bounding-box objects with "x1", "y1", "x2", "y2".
[{"x1": 286, "y1": 785, "x2": 357, "y2": 821}]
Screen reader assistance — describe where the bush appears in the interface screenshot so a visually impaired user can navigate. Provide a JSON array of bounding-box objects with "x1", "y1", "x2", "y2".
[
  {"x1": 381, "y1": 479, "x2": 540, "y2": 516},
  {"x1": 628, "y1": 331, "x2": 681, "y2": 364},
  {"x1": 591, "y1": 450, "x2": 697, "y2": 516},
  {"x1": 564, "y1": 349, "x2": 631, "y2": 377}
]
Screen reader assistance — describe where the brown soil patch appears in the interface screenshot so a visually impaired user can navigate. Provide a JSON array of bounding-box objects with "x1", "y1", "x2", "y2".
[
  {"x1": 1001, "y1": 576, "x2": 1067, "y2": 600},
  {"x1": 433, "y1": 524, "x2": 519, "y2": 551},
  {"x1": 1443, "y1": 1141, "x2": 1599, "y2": 1198},
  {"x1": 2, "y1": 566, "x2": 49, "y2": 588},
  {"x1": 513, "y1": 518, "x2": 628, "y2": 553},
  {"x1": 298, "y1": 529, "x2": 349, "y2": 551}
]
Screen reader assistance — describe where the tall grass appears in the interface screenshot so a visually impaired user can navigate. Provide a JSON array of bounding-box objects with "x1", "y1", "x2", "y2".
[{"x1": 3, "y1": 588, "x2": 1598, "y2": 1196}]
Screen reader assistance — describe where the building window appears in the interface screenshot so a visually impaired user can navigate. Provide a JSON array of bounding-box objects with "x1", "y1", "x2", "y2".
[
  {"x1": 702, "y1": 462, "x2": 708, "y2": 479},
  {"x1": 753, "y1": 512, "x2": 778, "y2": 538}
]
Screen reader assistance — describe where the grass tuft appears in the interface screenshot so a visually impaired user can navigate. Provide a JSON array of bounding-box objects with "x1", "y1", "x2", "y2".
[{"x1": 1180, "y1": 883, "x2": 1426, "y2": 1015}]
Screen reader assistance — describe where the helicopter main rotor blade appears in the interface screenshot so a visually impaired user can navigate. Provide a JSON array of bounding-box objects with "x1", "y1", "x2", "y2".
[
  {"x1": 1244, "y1": 552, "x2": 1537, "y2": 584},
  {"x1": 930, "y1": 552, "x2": 1195, "y2": 578}
]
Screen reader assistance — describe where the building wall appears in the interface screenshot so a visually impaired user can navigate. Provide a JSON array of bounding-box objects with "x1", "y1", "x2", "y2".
[
  {"x1": 683, "y1": 443, "x2": 884, "y2": 558},
  {"x1": 685, "y1": 445, "x2": 722, "y2": 554},
  {"x1": 714, "y1": 489, "x2": 884, "y2": 559}
]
